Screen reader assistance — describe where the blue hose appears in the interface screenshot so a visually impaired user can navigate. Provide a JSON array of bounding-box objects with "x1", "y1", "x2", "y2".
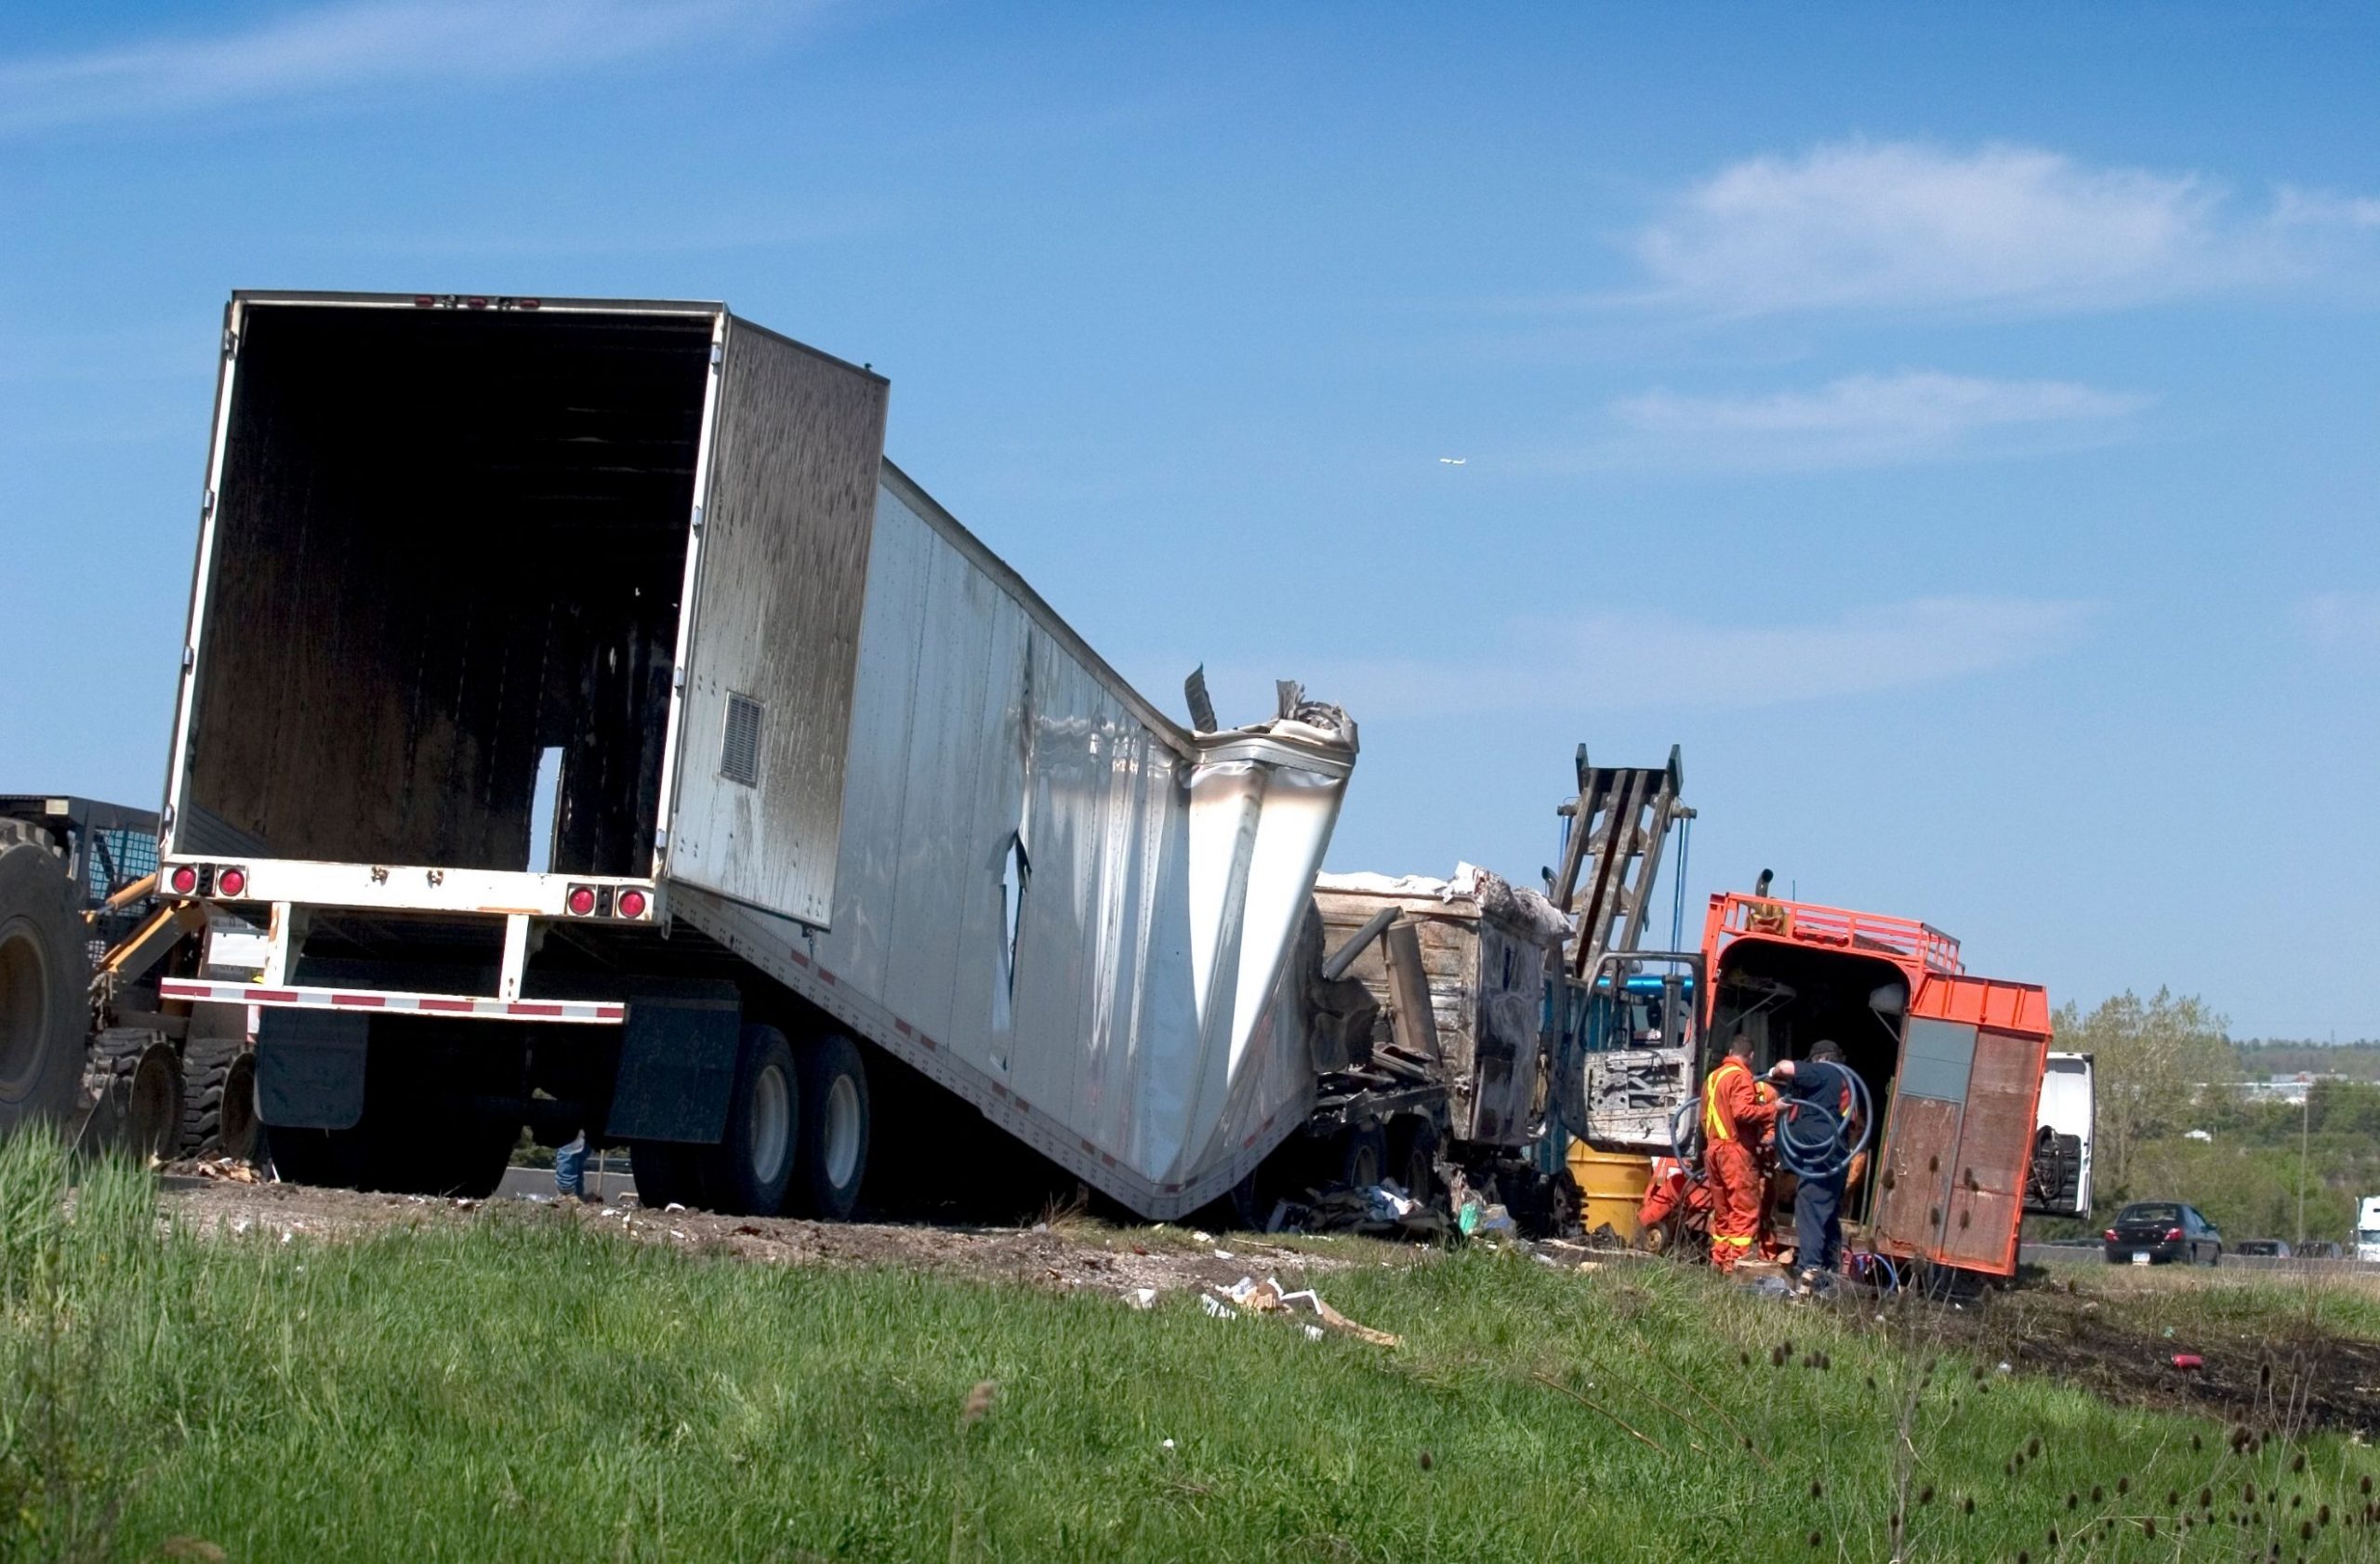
[{"x1": 1773, "y1": 1066, "x2": 1873, "y2": 1181}]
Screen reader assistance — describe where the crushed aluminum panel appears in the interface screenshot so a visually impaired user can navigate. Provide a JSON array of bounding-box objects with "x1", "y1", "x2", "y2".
[
  {"x1": 668, "y1": 470, "x2": 1354, "y2": 1216},
  {"x1": 666, "y1": 316, "x2": 889, "y2": 926}
]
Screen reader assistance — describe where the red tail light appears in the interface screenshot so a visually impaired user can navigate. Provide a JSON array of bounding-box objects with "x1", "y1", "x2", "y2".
[
  {"x1": 2163, "y1": 1226, "x2": 2184, "y2": 1241},
  {"x1": 216, "y1": 867, "x2": 247, "y2": 898},
  {"x1": 2104, "y1": 1229, "x2": 2118, "y2": 1242},
  {"x1": 616, "y1": 889, "x2": 647, "y2": 919},
  {"x1": 565, "y1": 885, "x2": 597, "y2": 916},
  {"x1": 169, "y1": 865, "x2": 199, "y2": 895}
]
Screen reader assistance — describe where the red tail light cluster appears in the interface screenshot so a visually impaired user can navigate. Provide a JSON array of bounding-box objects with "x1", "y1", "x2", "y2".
[
  {"x1": 563, "y1": 884, "x2": 653, "y2": 921},
  {"x1": 2163, "y1": 1226, "x2": 2184, "y2": 1241},
  {"x1": 2104, "y1": 1228, "x2": 2118, "y2": 1242},
  {"x1": 166, "y1": 863, "x2": 249, "y2": 899}
]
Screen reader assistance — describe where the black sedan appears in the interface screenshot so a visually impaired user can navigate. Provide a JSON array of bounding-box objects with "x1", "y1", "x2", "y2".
[{"x1": 2104, "y1": 1201, "x2": 2223, "y2": 1266}]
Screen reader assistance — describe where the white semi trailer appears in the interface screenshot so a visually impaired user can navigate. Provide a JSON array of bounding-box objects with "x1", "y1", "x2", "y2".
[{"x1": 147, "y1": 291, "x2": 1357, "y2": 1218}]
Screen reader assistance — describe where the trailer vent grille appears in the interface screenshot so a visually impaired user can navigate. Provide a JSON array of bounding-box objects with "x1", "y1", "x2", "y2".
[{"x1": 720, "y1": 693, "x2": 763, "y2": 787}]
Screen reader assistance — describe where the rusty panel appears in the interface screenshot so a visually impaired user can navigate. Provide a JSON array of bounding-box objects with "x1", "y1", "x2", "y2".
[
  {"x1": 1465, "y1": 921, "x2": 1546, "y2": 1145},
  {"x1": 667, "y1": 317, "x2": 891, "y2": 925},
  {"x1": 1312, "y1": 890, "x2": 1481, "y2": 1064},
  {"x1": 1871, "y1": 1093, "x2": 1964, "y2": 1260},
  {"x1": 1938, "y1": 1027, "x2": 2049, "y2": 1274},
  {"x1": 1912, "y1": 973, "x2": 2052, "y2": 1037}
]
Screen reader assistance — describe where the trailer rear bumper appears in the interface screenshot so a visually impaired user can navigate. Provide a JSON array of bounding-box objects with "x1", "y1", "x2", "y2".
[{"x1": 159, "y1": 977, "x2": 625, "y2": 1026}]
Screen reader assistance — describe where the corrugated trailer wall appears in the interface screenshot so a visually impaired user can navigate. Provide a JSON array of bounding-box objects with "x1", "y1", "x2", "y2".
[{"x1": 677, "y1": 464, "x2": 1350, "y2": 1217}]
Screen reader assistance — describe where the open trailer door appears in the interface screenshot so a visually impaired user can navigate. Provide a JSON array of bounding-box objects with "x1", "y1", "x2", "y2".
[{"x1": 1870, "y1": 974, "x2": 2052, "y2": 1277}]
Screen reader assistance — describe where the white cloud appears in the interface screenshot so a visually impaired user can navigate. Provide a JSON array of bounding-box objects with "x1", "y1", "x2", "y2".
[
  {"x1": 1605, "y1": 371, "x2": 2149, "y2": 471},
  {"x1": 1633, "y1": 140, "x2": 2380, "y2": 316},
  {"x1": 0, "y1": 0, "x2": 777, "y2": 134},
  {"x1": 2301, "y1": 591, "x2": 2380, "y2": 653},
  {"x1": 1250, "y1": 597, "x2": 2094, "y2": 721}
]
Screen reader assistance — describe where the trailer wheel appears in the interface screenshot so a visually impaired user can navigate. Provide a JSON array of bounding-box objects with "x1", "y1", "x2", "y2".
[
  {"x1": 86, "y1": 1028, "x2": 184, "y2": 1162},
  {"x1": 787, "y1": 1032, "x2": 869, "y2": 1221},
  {"x1": 1387, "y1": 1115, "x2": 1439, "y2": 1201},
  {"x1": 694, "y1": 1024, "x2": 799, "y2": 1216},
  {"x1": 1337, "y1": 1120, "x2": 1387, "y2": 1191},
  {"x1": 628, "y1": 1140, "x2": 705, "y2": 1210},
  {"x1": 0, "y1": 842, "x2": 91, "y2": 1137},
  {"x1": 179, "y1": 1038, "x2": 261, "y2": 1161}
]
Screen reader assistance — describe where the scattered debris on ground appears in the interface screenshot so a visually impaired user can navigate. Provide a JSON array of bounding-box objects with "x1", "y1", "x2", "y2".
[{"x1": 160, "y1": 1178, "x2": 1355, "y2": 1298}]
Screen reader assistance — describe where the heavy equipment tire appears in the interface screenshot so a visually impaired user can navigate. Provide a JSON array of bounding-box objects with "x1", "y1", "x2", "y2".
[
  {"x1": 628, "y1": 1140, "x2": 707, "y2": 1210},
  {"x1": 179, "y1": 1038, "x2": 261, "y2": 1160},
  {"x1": 1337, "y1": 1120, "x2": 1388, "y2": 1191},
  {"x1": 0, "y1": 842, "x2": 92, "y2": 1137},
  {"x1": 694, "y1": 1024, "x2": 799, "y2": 1216},
  {"x1": 85, "y1": 1027, "x2": 184, "y2": 1161},
  {"x1": 0, "y1": 820, "x2": 60, "y2": 855},
  {"x1": 1387, "y1": 1114, "x2": 1439, "y2": 1202},
  {"x1": 787, "y1": 1032, "x2": 869, "y2": 1221}
]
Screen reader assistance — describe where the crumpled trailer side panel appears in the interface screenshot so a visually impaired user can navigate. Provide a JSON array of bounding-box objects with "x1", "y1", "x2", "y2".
[{"x1": 674, "y1": 465, "x2": 1351, "y2": 1217}]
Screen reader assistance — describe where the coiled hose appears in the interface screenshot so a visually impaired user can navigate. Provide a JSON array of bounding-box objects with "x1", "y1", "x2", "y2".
[{"x1": 1773, "y1": 1067, "x2": 1874, "y2": 1182}]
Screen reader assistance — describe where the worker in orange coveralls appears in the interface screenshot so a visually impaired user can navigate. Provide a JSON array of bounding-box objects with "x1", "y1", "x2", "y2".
[
  {"x1": 1636, "y1": 1154, "x2": 1708, "y2": 1249},
  {"x1": 1700, "y1": 1032, "x2": 1777, "y2": 1273}
]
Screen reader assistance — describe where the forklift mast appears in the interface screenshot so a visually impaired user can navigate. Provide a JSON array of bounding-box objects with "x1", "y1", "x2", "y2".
[{"x1": 1546, "y1": 744, "x2": 1688, "y2": 978}]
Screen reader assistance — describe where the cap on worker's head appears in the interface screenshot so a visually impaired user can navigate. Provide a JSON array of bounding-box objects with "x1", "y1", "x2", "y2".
[{"x1": 1809, "y1": 1039, "x2": 1844, "y2": 1062}]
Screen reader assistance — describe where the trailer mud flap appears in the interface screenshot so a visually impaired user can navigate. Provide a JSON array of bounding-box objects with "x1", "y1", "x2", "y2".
[
  {"x1": 256, "y1": 1008, "x2": 369, "y2": 1130},
  {"x1": 604, "y1": 984, "x2": 741, "y2": 1143}
]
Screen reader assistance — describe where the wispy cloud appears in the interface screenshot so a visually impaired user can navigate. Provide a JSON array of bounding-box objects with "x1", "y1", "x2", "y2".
[
  {"x1": 2301, "y1": 591, "x2": 2380, "y2": 654},
  {"x1": 1600, "y1": 371, "x2": 2149, "y2": 471},
  {"x1": 1633, "y1": 140, "x2": 2380, "y2": 317},
  {"x1": 0, "y1": 0, "x2": 778, "y2": 135},
  {"x1": 1237, "y1": 597, "x2": 2094, "y2": 721}
]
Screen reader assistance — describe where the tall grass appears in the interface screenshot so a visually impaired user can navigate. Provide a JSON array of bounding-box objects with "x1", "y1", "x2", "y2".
[{"x1": 2, "y1": 1129, "x2": 2376, "y2": 1561}]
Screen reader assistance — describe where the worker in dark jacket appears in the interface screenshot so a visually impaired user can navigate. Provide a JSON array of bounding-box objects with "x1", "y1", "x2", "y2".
[{"x1": 1769, "y1": 1040, "x2": 1858, "y2": 1291}]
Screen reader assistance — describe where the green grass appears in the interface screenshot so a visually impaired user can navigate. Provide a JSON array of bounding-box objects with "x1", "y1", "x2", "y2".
[
  {"x1": 2028, "y1": 1252, "x2": 2380, "y2": 1343},
  {"x1": 7, "y1": 1133, "x2": 2380, "y2": 1563}
]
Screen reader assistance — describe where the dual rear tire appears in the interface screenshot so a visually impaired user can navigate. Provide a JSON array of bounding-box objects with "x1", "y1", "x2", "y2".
[{"x1": 630, "y1": 1027, "x2": 868, "y2": 1219}]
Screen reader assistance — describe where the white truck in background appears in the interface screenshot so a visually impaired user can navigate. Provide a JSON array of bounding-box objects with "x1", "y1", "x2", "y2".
[
  {"x1": 2358, "y1": 1196, "x2": 2380, "y2": 1264},
  {"x1": 139, "y1": 290, "x2": 1359, "y2": 1219}
]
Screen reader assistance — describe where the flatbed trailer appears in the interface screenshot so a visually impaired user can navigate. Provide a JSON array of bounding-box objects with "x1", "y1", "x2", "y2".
[{"x1": 141, "y1": 290, "x2": 1356, "y2": 1218}]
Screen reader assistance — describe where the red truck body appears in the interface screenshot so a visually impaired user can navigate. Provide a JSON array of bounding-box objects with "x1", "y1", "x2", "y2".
[{"x1": 1701, "y1": 892, "x2": 2053, "y2": 1278}]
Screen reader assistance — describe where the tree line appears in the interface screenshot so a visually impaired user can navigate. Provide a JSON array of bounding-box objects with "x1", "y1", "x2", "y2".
[{"x1": 2045, "y1": 989, "x2": 2380, "y2": 1246}]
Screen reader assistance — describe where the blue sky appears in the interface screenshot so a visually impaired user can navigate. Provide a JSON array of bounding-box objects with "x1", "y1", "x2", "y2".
[{"x1": 4, "y1": 2, "x2": 2377, "y2": 1038}]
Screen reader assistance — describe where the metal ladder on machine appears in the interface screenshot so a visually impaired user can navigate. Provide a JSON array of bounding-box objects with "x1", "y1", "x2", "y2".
[
  {"x1": 1547, "y1": 743, "x2": 1687, "y2": 981},
  {"x1": 1540, "y1": 745, "x2": 1697, "y2": 1168}
]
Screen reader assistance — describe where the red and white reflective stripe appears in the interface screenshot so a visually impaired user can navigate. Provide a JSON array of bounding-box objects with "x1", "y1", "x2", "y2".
[{"x1": 157, "y1": 979, "x2": 625, "y2": 1025}]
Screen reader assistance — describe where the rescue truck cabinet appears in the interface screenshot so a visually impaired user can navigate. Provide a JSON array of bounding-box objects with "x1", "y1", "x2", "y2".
[{"x1": 1699, "y1": 892, "x2": 2069, "y2": 1279}]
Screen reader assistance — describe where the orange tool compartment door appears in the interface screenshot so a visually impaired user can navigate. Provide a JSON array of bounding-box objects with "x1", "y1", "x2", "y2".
[{"x1": 1871, "y1": 975, "x2": 2051, "y2": 1277}]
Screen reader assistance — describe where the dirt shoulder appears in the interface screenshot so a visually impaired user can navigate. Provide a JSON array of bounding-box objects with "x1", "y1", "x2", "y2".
[
  {"x1": 1896, "y1": 1264, "x2": 2380, "y2": 1436},
  {"x1": 161, "y1": 1174, "x2": 1362, "y2": 1300}
]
